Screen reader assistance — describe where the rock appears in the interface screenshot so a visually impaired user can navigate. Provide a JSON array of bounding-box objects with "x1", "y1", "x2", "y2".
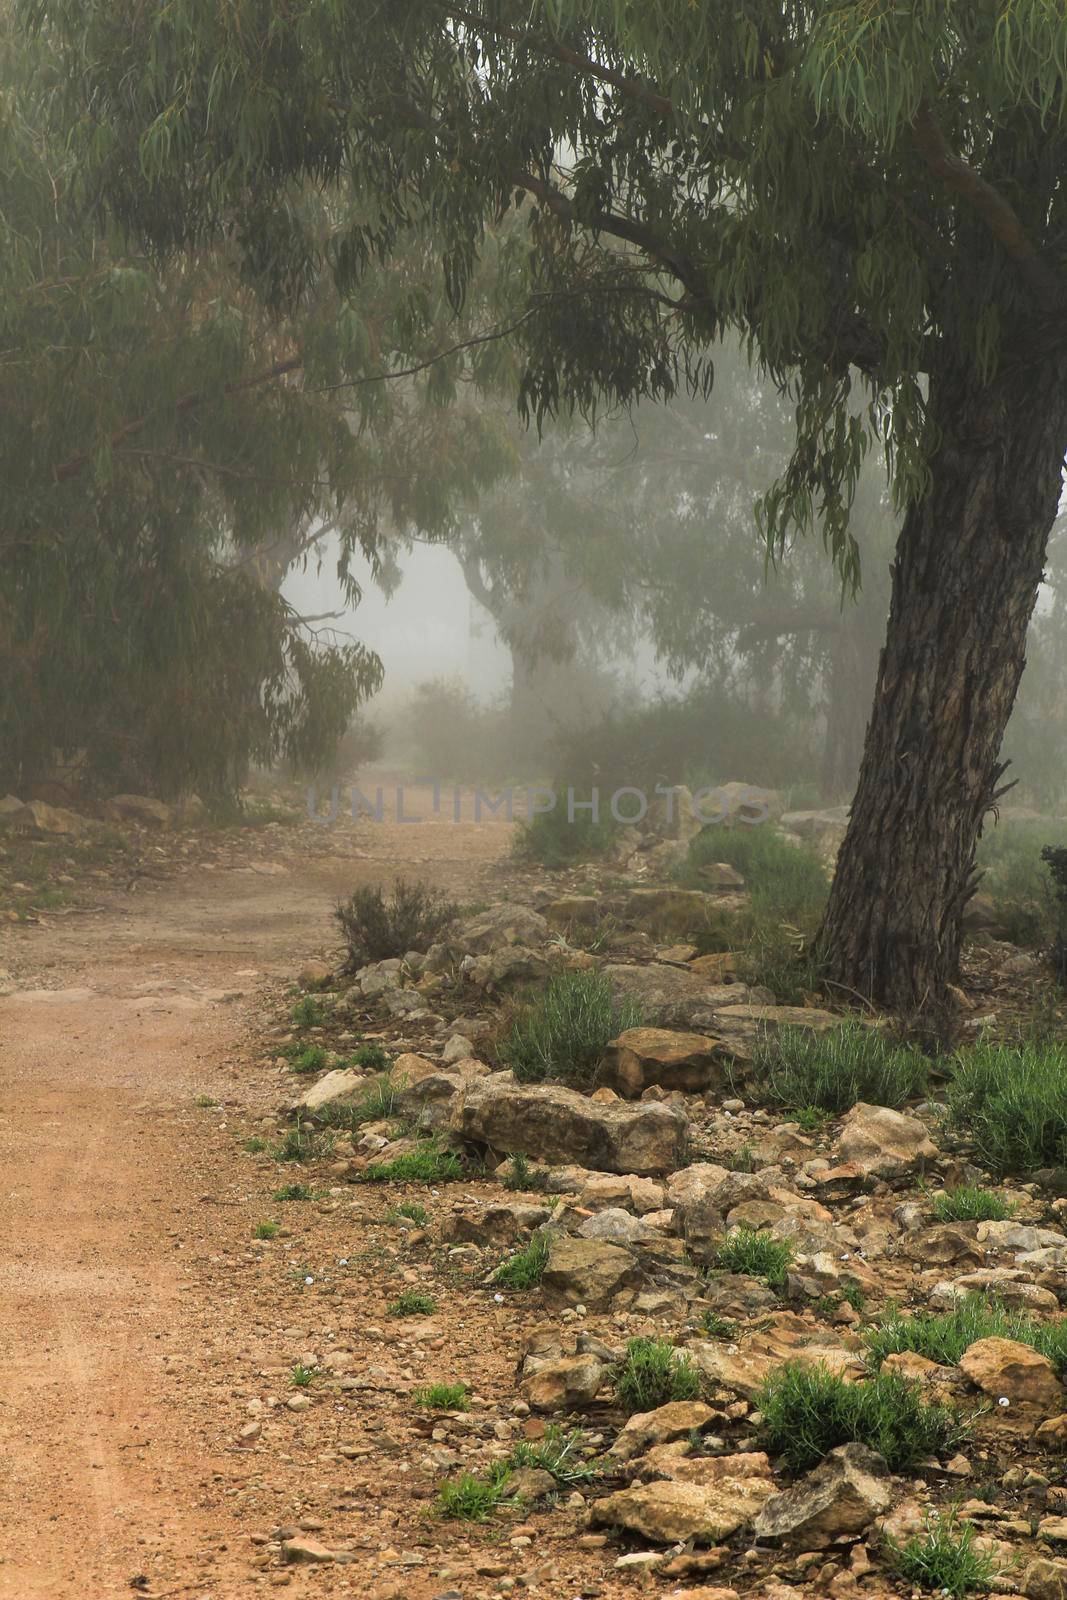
[
  {"x1": 625, "y1": 887, "x2": 719, "y2": 934},
  {"x1": 519, "y1": 1354, "x2": 606, "y2": 1410},
  {"x1": 977, "y1": 1221, "x2": 1067, "y2": 1253},
  {"x1": 778, "y1": 808, "x2": 849, "y2": 860},
  {"x1": 292, "y1": 1069, "x2": 364, "y2": 1114},
  {"x1": 958, "y1": 1338, "x2": 1065, "y2": 1411},
  {"x1": 455, "y1": 1073, "x2": 688, "y2": 1175},
  {"x1": 389, "y1": 1051, "x2": 487, "y2": 1130},
  {"x1": 609, "y1": 1401, "x2": 721, "y2": 1461},
  {"x1": 541, "y1": 1236, "x2": 641, "y2": 1310},
  {"x1": 666, "y1": 1163, "x2": 732, "y2": 1210},
  {"x1": 589, "y1": 1458, "x2": 776, "y2": 1543},
  {"x1": 0, "y1": 794, "x2": 31, "y2": 828},
  {"x1": 444, "y1": 1201, "x2": 552, "y2": 1246},
  {"x1": 644, "y1": 785, "x2": 706, "y2": 844},
  {"x1": 716, "y1": 782, "x2": 785, "y2": 823},
  {"x1": 693, "y1": 862, "x2": 747, "y2": 890},
  {"x1": 901, "y1": 1223, "x2": 986, "y2": 1268},
  {"x1": 1022, "y1": 1557, "x2": 1067, "y2": 1600},
  {"x1": 545, "y1": 895, "x2": 601, "y2": 930},
  {"x1": 1036, "y1": 1416, "x2": 1067, "y2": 1449},
  {"x1": 711, "y1": 1002, "x2": 841, "y2": 1037},
  {"x1": 467, "y1": 945, "x2": 550, "y2": 990},
  {"x1": 600, "y1": 1026, "x2": 731, "y2": 1097},
  {"x1": 577, "y1": 1207, "x2": 659, "y2": 1245},
  {"x1": 833, "y1": 1102, "x2": 938, "y2": 1177},
  {"x1": 297, "y1": 961, "x2": 331, "y2": 989},
  {"x1": 441, "y1": 1033, "x2": 476, "y2": 1063},
  {"x1": 508, "y1": 1466, "x2": 558, "y2": 1501},
  {"x1": 26, "y1": 799, "x2": 88, "y2": 837},
  {"x1": 752, "y1": 1444, "x2": 891, "y2": 1549},
  {"x1": 929, "y1": 1269, "x2": 1060, "y2": 1313},
  {"x1": 281, "y1": 1536, "x2": 335, "y2": 1563},
  {"x1": 452, "y1": 904, "x2": 549, "y2": 953},
  {"x1": 603, "y1": 964, "x2": 757, "y2": 1034},
  {"x1": 105, "y1": 792, "x2": 173, "y2": 827},
  {"x1": 578, "y1": 1174, "x2": 666, "y2": 1215}
]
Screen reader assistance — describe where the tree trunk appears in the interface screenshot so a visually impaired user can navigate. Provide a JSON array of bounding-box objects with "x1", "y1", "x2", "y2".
[{"x1": 819, "y1": 355, "x2": 1067, "y2": 1015}]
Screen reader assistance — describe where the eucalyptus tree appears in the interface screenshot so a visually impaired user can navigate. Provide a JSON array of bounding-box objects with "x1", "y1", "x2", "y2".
[
  {"x1": 34, "y1": 1, "x2": 1067, "y2": 1009},
  {"x1": 0, "y1": 38, "x2": 509, "y2": 798}
]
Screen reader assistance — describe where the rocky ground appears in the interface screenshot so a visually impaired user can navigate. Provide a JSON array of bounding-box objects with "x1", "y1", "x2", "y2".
[{"x1": 1, "y1": 782, "x2": 1066, "y2": 1600}]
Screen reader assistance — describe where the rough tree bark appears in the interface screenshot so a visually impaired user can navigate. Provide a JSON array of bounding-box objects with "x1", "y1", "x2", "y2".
[{"x1": 819, "y1": 354, "x2": 1067, "y2": 1014}]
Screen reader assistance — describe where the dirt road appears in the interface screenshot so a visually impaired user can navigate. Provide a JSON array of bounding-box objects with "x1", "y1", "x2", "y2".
[{"x1": 0, "y1": 808, "x2": 511, "y2": 1598}]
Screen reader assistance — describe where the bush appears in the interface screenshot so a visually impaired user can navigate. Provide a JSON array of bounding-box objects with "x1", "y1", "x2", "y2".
[
  {"x1": 945, "y1": 1039, "x2": 1067, "y2": 1175},
  {"x1": 974, "y1": 818, "x2": 1067, "y2": 948},
  {"x1": 713, "y1": 1227, "x2": 793, "y2": 1290},
  {"x1": 864, "y1": 1294, "x2": 1067, "y2": 1374},
  {"x1": 930, "y1": 1185, "x2": 1015, "y2": 1223},
  {"x1": 352, "y1": 1042, "x2": 390, "y2": 1071},
  {"x1": 336, "y1": 876, "x2": 457, "y2": 967},
  {"x1": 289, "y1": 1043, "x2": 329, "y2": 1076},
  {"x1": 490, "y1": 1230, "x2": 552, "y2": 1290},
  {"x1": 497, "y1": 970, "x2": 642, "y2": 1088},
  {"x1": 891, "y1": 1508, "x2": 1001, "y2": 1597},
  {"x1": 1042, "y1": 843, "x2": 1067, "y2": 981},
  {"x1": 614, "y1": 1338, "x2": 703, "y2": 1414},
  {"x1": 291, "y1": 995, "x2": 326, "y2": 1028},
  {"x1": 512, "y1": 803, "x2": 616, "y2": 869},
  {"x1": 681, "y1": 824, "x2": 829, "y2": 927},
  {"x1": 758, "y1": 1361, "x2": 967, "y2": 1473},
  {"x1": 758, "y1": 1022, "x2": 929, "y2": 1115}
]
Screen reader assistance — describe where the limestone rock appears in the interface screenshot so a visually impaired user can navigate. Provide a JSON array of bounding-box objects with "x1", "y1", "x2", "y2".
[
  {"x1": 519, "y1": 1353, "x2": 606, "y2": 1410},
  {"x1": 443, "y1": 1201, "x2": 552, "y2": 1247},
  {"x1": 589, "y1": 1465, "x2": 775, "y2": 1544},
  {"x1": 545, "y1": 895, "x2": 601, "y2": 930},
  {"x1": 452, "y1": 904, "x2": 548, "y2": 953},
  {"x1": 600, "y1": 1026, "x2": 731, "y2": 1097},
  {"x1": 541, "y1": 1236, "x2": 641, "y2": 1310},
  {"x1": 958, "y1": 1337, "x2": 1065, "y2": 1411},
  {"x1": 833, "y1": 1102, "x2": 938, "y2": 1177},
  {"x1": 603, "y1": 963, "x2": 756, "y2": 1034},
  {"x1": 0, "y1": 794, "x2": 31, "y2": 828},
  {"x1": 455, "y1": 1073, "x2": 688, "y2": 1175},
  {"x1": 293, "y1": 1068, "x2": 364, "y2": 1114},
  {"x1": 281, "y1": 1536, "x2": 336, "y2": 1563},
  {"x1": 577, "y1": 1174, "x2": 666, "y2": 1215},
  {"x1": 1022, "y1": 1557, "x2": 1067, "y2": 1600},
  {"x1": 752, "y1": 1444, "x2": 891, "y2": 1549},
  {"x1": 577, "y1": 1207, "x2": 659, "y2": 1245},
  {"x1": 26, "y1": 799, "x2": 88, "y2": 837},
  {"x1": 625, "y1": 887, "x2": 718, "y2": 935},
  {"x1": 105, "y1": 792, "x2": 173, "y2": 827},
  {"x1": 609, "y1": 1401, "x2": 721, "y2": 1461},
  {"x1": 929, "y1": 1269, "x2": 1060, "y2": 1313},
  {"x1": 467, "y1": 945, "x2": 551, "y2": 990}
]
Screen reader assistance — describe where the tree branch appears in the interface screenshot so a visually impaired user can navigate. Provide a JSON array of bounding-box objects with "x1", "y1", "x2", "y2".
[{"x1": 911, "y1": 98, "x2": 1063, "y2": 310}]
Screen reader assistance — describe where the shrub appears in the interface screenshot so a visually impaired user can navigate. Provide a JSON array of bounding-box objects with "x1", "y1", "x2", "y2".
[
  {"x1": 434, "y1": 1463, "x2": 516, "y2": 1521},
  {"x1": 974, "y1": 819, "x2": 1067, "y2": 948},
  {"x1": 735, "y1": 922, "x2": 825, "y2": 1006},
  {"x1": 758, "y1": 1361, "x2": 967, "y2": 1472},
  {"x1": 508, "y1": 1425, "x2": 604, "y2": 1485},
  {"x1": 930, "y1": 1185, "x2": 1016, "y2": 1223},
  {"x1": 497, "y1": 970, "x2": 642, "y2": 1088},
  {"x1": 501, "y1": 1152, "x2": 549, "y2": 1192},
  {"x1": 864, "y1": 1294, "x2": 1067, "y2": 1374},
  {"x1": 272, "y1": 1183, "x2": 317, "y2": 1202},
  {"x1": 291, "y1": 995, "x2": 326, "y2": 1028},
  {"x1": 490, "y1": 1230, "x2": 552, "y2": 1290},
  {"x1": 945, "y1": 1040, "x2": 1067, "y2": 1175},
  {"x1": 413, "y1": 1381, "x2": 470, "y2": 1412},
  {"x1": 289, "y1": 1043, "x2": 329, "y2": 1076},
  {"x1": 358, "y1": 1142, "x2": 466, "y2": 1184},
  {"x1": 512, "y1": 803, "x2": 616, "y2": 869},
  {"x1": 352, "y1": 1042, "x2": 390, "y2": 1071},
  {"x1": 1042, "y1": 844, "x2": 1067, "y2": 981},
  {"x1": 713, "y1": 1227, "x2": 793, "y2": 1290},
  {"x1": 335, "y1": 876, "x2": 457, "y2": 967},
  {"x1": 614, "y1": 1338, "x2": 703, "y2": 1414},
  {"x1": 758, "y1": 1022, "x2": 929, "y2": 1115},
  {"x1": 890, "y1": 1508, "x2": 1002, "y2": 1597},
  {"x1": 389, "y1": 1289, "x2": 436, "y2": 1317},
  {"x1": 681, "y1": 823, "x2": 829, "y2": 926}
]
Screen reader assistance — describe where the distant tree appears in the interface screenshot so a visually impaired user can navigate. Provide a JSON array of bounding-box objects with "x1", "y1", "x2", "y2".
[{"x1": 29, "y1": 2, "x2": 1067, "y2": 1011}]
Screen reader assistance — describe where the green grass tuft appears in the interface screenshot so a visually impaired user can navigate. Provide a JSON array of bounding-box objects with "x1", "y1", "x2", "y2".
[
  {"x1": 501, "y1": 1152, "x2": 549, "y2": 1192},
  {"x1": 757, "y1": 1022, "x2": 928, "y2": 1115},
  {"x1": 289, "y1": 1362, "x2": 317, "y2": 1388},
  {"x1": 291, "y1": 995, "x2": 326, "y2": 1028},
  {"x1": 614, "y1": 1337, "x2": 702, "y2": 1414},
  {"x1": 512, "y1": 805, "x2": 616, "y2": 869},
  {"x1": 252, "y1": 1220, "x2": 280, "y2": 1239},
  {"x1": 270, "y1": 1128, "x2": 334, "y2": 1163},
  {"x1": 289, "y1": 1043, "x2": 329, "y2": 1076},
  {"x1": 389, "y1": 1289, "x2": 437, "y2": 1316},
  {"x1": 865, "y1": 1294, "x2": 1067, "y2": 1374},
  {"x1": 413, "y1": 1381, "x2": 470, "y2": 1411},
  {"x1": 891, "y1": 1507, "x2": 1002, "y2": 1597},
  {"x1": 930, "y1": 1185, "x2": 1016, "y2": 1223},
  {"x1": 434, "y1": 1463, "x2": 516, "y2": 1521},
  {"x1": 490, "y1": 1230, "x2": 552, "y2": 1290},
  {"x1": 352, "y1": 1042, "x2": 390, "y2": 1071},
  {"x1": 389, "y1": 1201, "x2": 429, "y2": 1225},
  {"x1": 498, "y1": 970, "x2": 642, "y2": 1089},
  {"x1": 945, "y1": 1039, "x2": 1067, "y2": 1175},
  {"x1": 713, "y1": 1227, "x2": 794, "y2": 1290},
  {"x1": 272, "y1": 1182, "x2": 318, "y2": 1202},
  {"x1": 359, "y1": 1142, "x2": 465, "y2": 1184},
  {"x1": 681, "y1": 823, "x2": 829, "y2": 925},
  {"x1": 508, "y1": 1425, "x2": 604, "y2": 1485},
  {"x1": 758, "y1": 1361, "x2": 967, "y2": 1473}
]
